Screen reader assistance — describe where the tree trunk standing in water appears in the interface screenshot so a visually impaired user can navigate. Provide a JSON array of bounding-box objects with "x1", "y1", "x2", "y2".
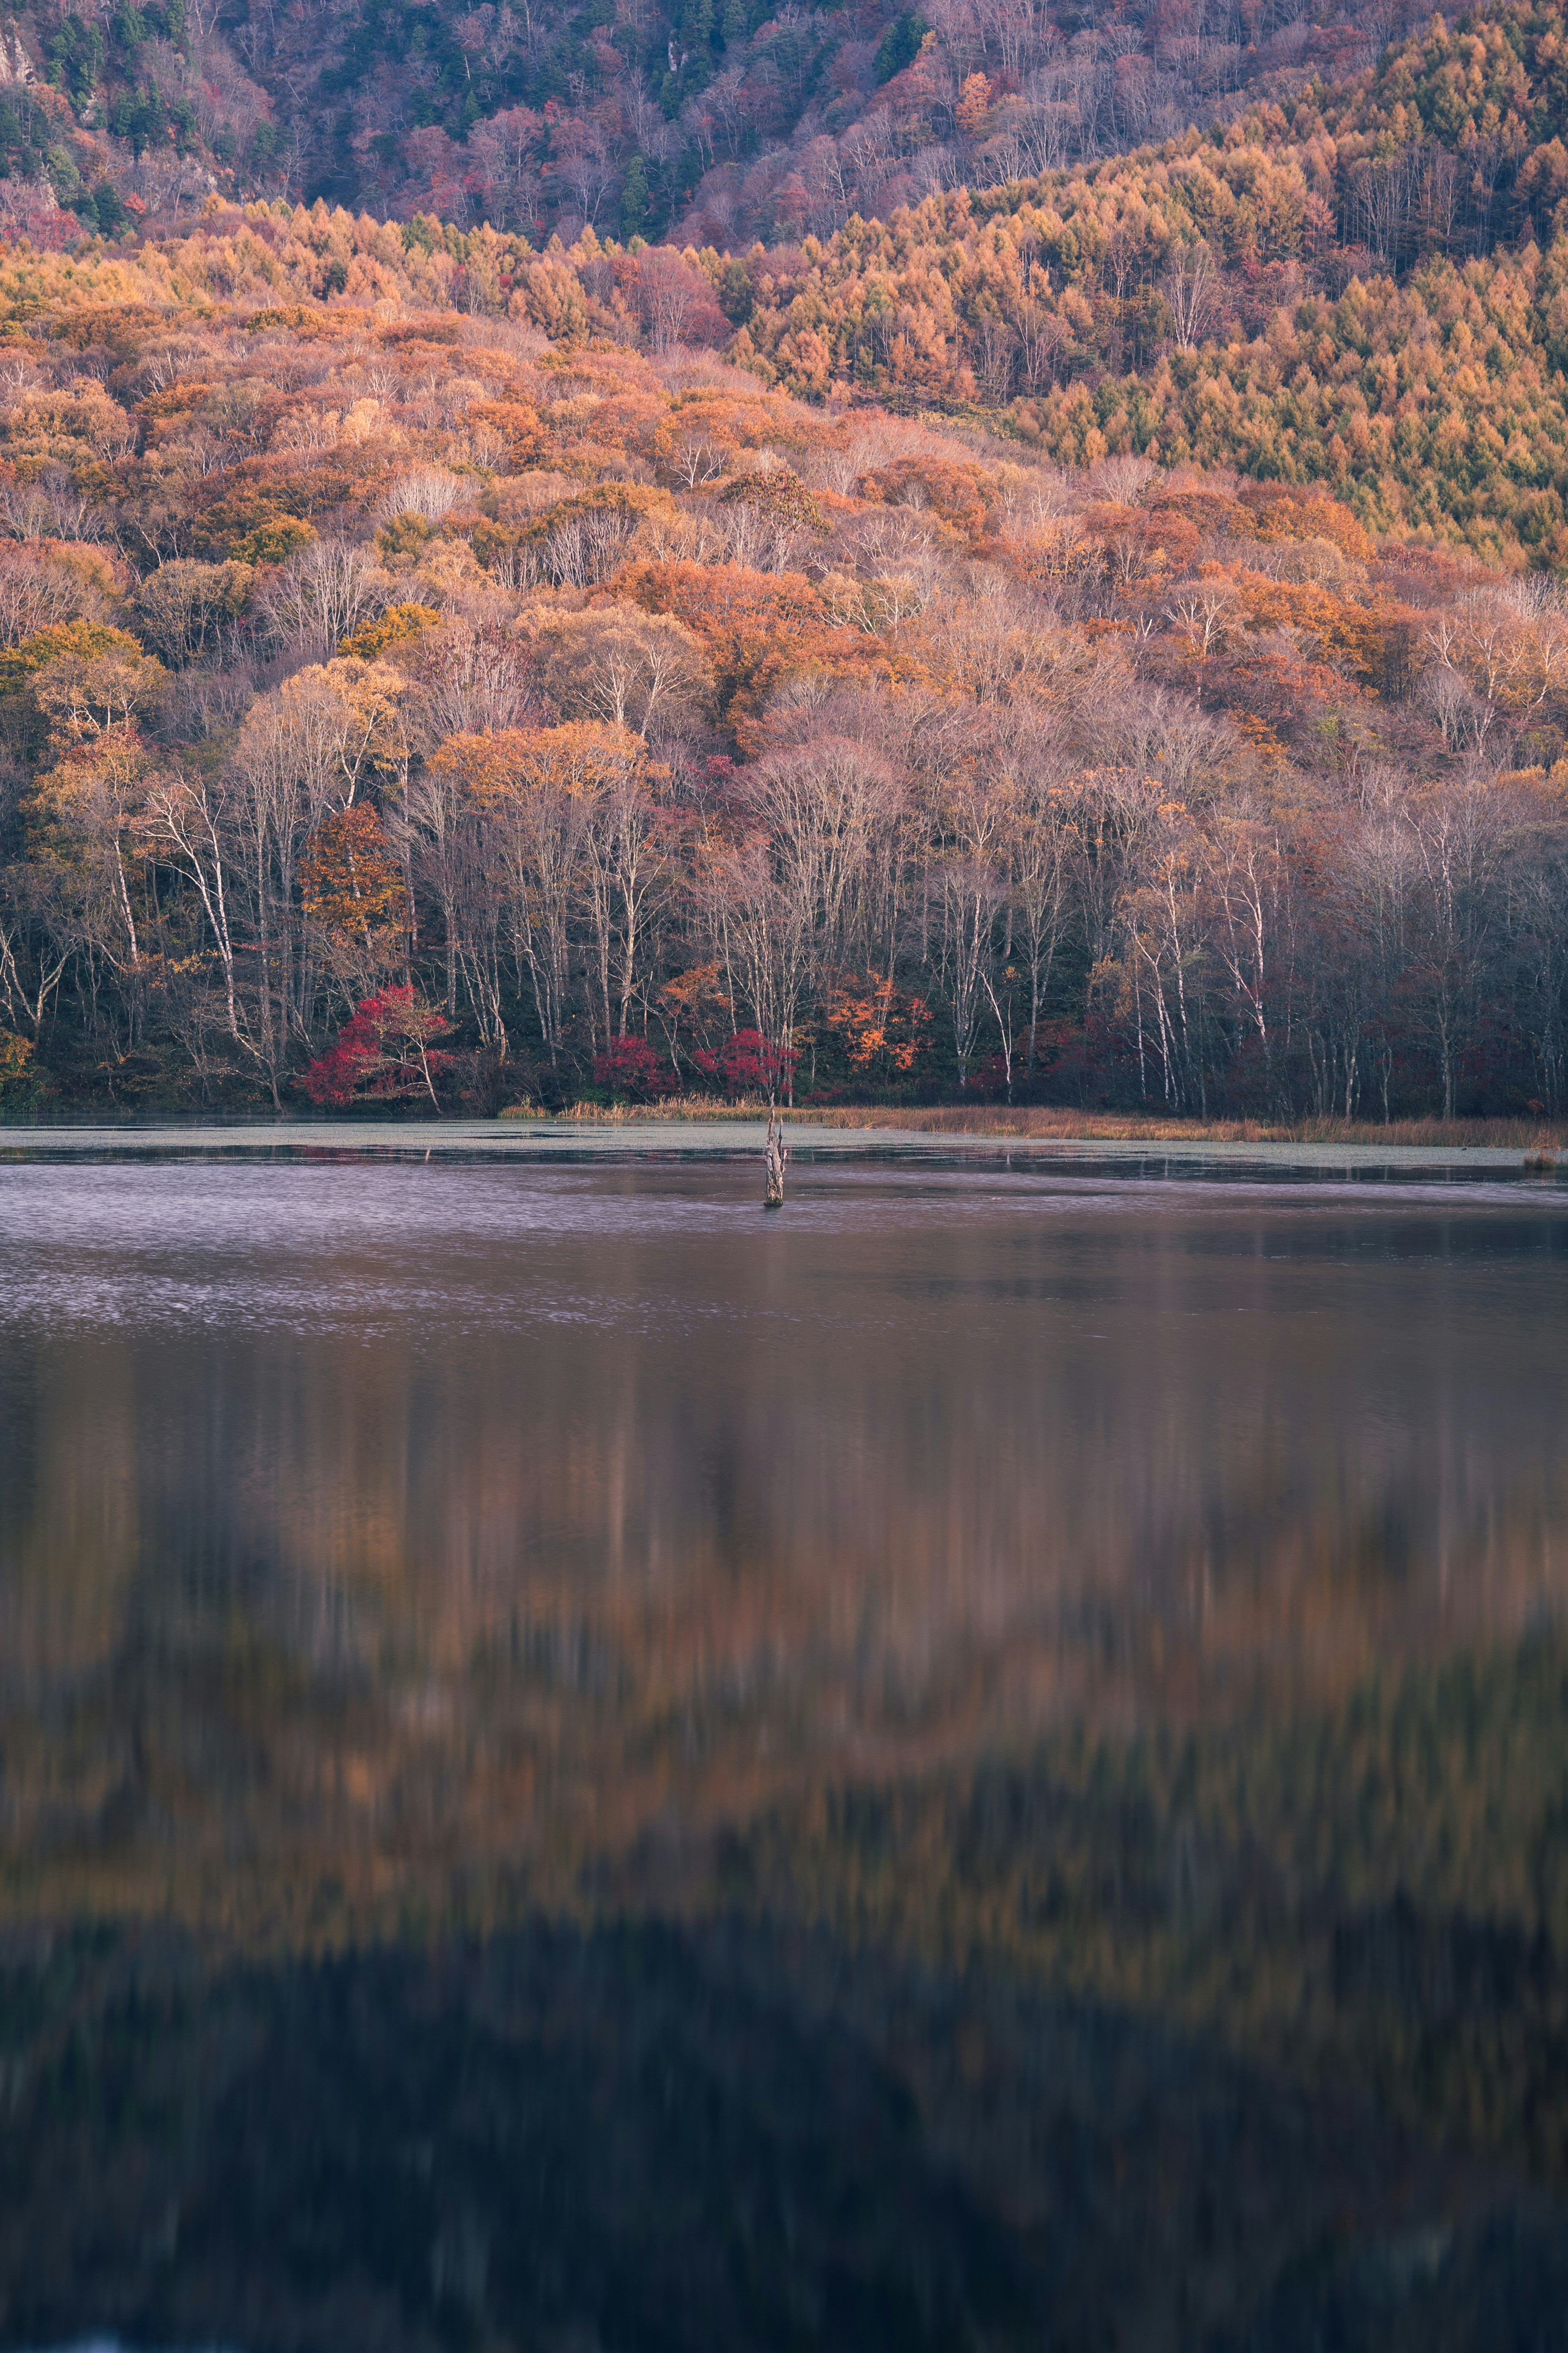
[{"x1": 764, "y1": 1108, "x2": 788, "y2": 1208}]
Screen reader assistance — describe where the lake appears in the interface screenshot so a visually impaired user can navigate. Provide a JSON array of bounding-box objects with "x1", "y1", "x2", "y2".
[{"x1": 2, "y1": 1135, "x2": 1568, "y2": 2349}]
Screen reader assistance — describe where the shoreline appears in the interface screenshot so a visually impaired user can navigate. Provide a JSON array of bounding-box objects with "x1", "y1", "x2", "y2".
[
  {"x1": 4, "y1": 1104, "x2": 1566, "y2": 1150},
  {"x1": 1, "y1": 1115, "x2": 1564, "y2": 1173},
  {"x1": 507, "y1": 1103, "x2": 1568, "y2": 1151}
]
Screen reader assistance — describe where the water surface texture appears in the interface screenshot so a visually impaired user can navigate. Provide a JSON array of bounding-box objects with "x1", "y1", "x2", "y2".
[{"x1": 3, "y1": 1151, "x2": 1568, "y2": 2349}]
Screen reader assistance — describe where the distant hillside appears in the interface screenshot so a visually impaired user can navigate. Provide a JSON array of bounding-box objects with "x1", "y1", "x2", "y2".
[
  {"x1": 0, "y1": 0, "x2": 1436, "y2": 245},
  {"x1": 2, "y1": 5, "x2": 1568, "y2": 567}
]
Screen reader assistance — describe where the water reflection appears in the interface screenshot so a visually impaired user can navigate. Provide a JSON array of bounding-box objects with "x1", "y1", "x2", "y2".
[
  {"x1": 9, "y1": 1919, "x2": 1568, "y2": 2353},
  {"x1": 2, "y1": 1164, "x2": 1568, "y2": 1892},
  {"x1": 3, "y1": 1155, "x2": 1568, "y2": 2344}
]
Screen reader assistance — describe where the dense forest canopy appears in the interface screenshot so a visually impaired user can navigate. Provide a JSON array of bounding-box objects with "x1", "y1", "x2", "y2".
[
  {"x1": 0, "y1": 0, "x2": 1469, "y2": 244},
  {"x1": 0, "y1": 1, "x2": 1566, "y2": 1111}
]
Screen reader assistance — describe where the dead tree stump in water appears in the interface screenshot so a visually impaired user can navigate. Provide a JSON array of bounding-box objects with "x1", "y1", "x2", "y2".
[{"x1": 764, "y1": 1109, "x2": 789, "y2": 1208}]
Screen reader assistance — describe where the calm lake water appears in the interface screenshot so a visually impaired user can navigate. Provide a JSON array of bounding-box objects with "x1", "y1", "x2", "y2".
[{"x1": 3, "y1": 1144, "x2": 1568, "y2": 2349}]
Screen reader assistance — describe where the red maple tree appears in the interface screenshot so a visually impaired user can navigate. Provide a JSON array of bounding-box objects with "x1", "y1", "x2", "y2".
[{"x1": 301, "y1": 986, "x2": 452, "y2": 1111}]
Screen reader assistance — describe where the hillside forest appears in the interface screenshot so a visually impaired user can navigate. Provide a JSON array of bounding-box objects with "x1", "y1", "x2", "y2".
[
  {"x1": 4, "y1": 0, "x2": 1568, "y2": 1110},
  {"x1": 0, "y1": 0, "x2": 1482, "y2": 246}
]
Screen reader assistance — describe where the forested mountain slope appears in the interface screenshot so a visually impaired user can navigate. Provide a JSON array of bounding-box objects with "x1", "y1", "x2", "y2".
[
  {"x1": 0, "y1": 0, "x2": 1523, "y2": 248},
  {"x1": 0, "y1": 6, "x2": 1566, "y2": 1113},
  {"x1": 0, "y1": 214, "x2": 1564, "y2": 1116},
  {"x1": 4, "y1": 3, "x2": 1568, "y2": 564}
]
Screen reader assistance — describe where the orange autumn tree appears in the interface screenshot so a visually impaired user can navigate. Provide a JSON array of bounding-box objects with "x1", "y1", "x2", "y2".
[
  {"x1": 300, "y1": 805, "x2": 406, "y2": 983},
  {"x1": 608, "y1": 561, "x2": 889, "y2": 748},
  {"x1": 648, "y1": 387, "x2": 815, "y2": 491},
  {"x1": 817, "y1": 971, "x2": 934, "y2": 1090},
  {"x1": 422, "y1": 725, "x2": 589, "y2": 1064},
  {"x1": 425, "y1": 721, "x2": 659, "y2": 1055}
]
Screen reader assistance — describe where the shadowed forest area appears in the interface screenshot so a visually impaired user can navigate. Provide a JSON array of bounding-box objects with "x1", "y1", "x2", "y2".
[{"x1": 0, "y1": 0, "x2": 1529, "y2": 249}]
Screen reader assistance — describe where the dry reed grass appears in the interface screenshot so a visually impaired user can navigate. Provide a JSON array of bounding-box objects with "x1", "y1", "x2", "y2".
[
  {"x1": 802, "y1": 1107, "x2": 1568, "y2": 1149},
  {"x1": 500, "y1": 1100, "x2": 1568, "y2": 1149},
  {"x1": 501, "y1": 1096, "x2": 768, "y2": 1122}
]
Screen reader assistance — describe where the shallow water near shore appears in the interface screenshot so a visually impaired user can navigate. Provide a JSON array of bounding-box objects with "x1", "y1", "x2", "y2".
[{"x1": 3, "y1": 1140, "x2": 1568, "y2": 2347}]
